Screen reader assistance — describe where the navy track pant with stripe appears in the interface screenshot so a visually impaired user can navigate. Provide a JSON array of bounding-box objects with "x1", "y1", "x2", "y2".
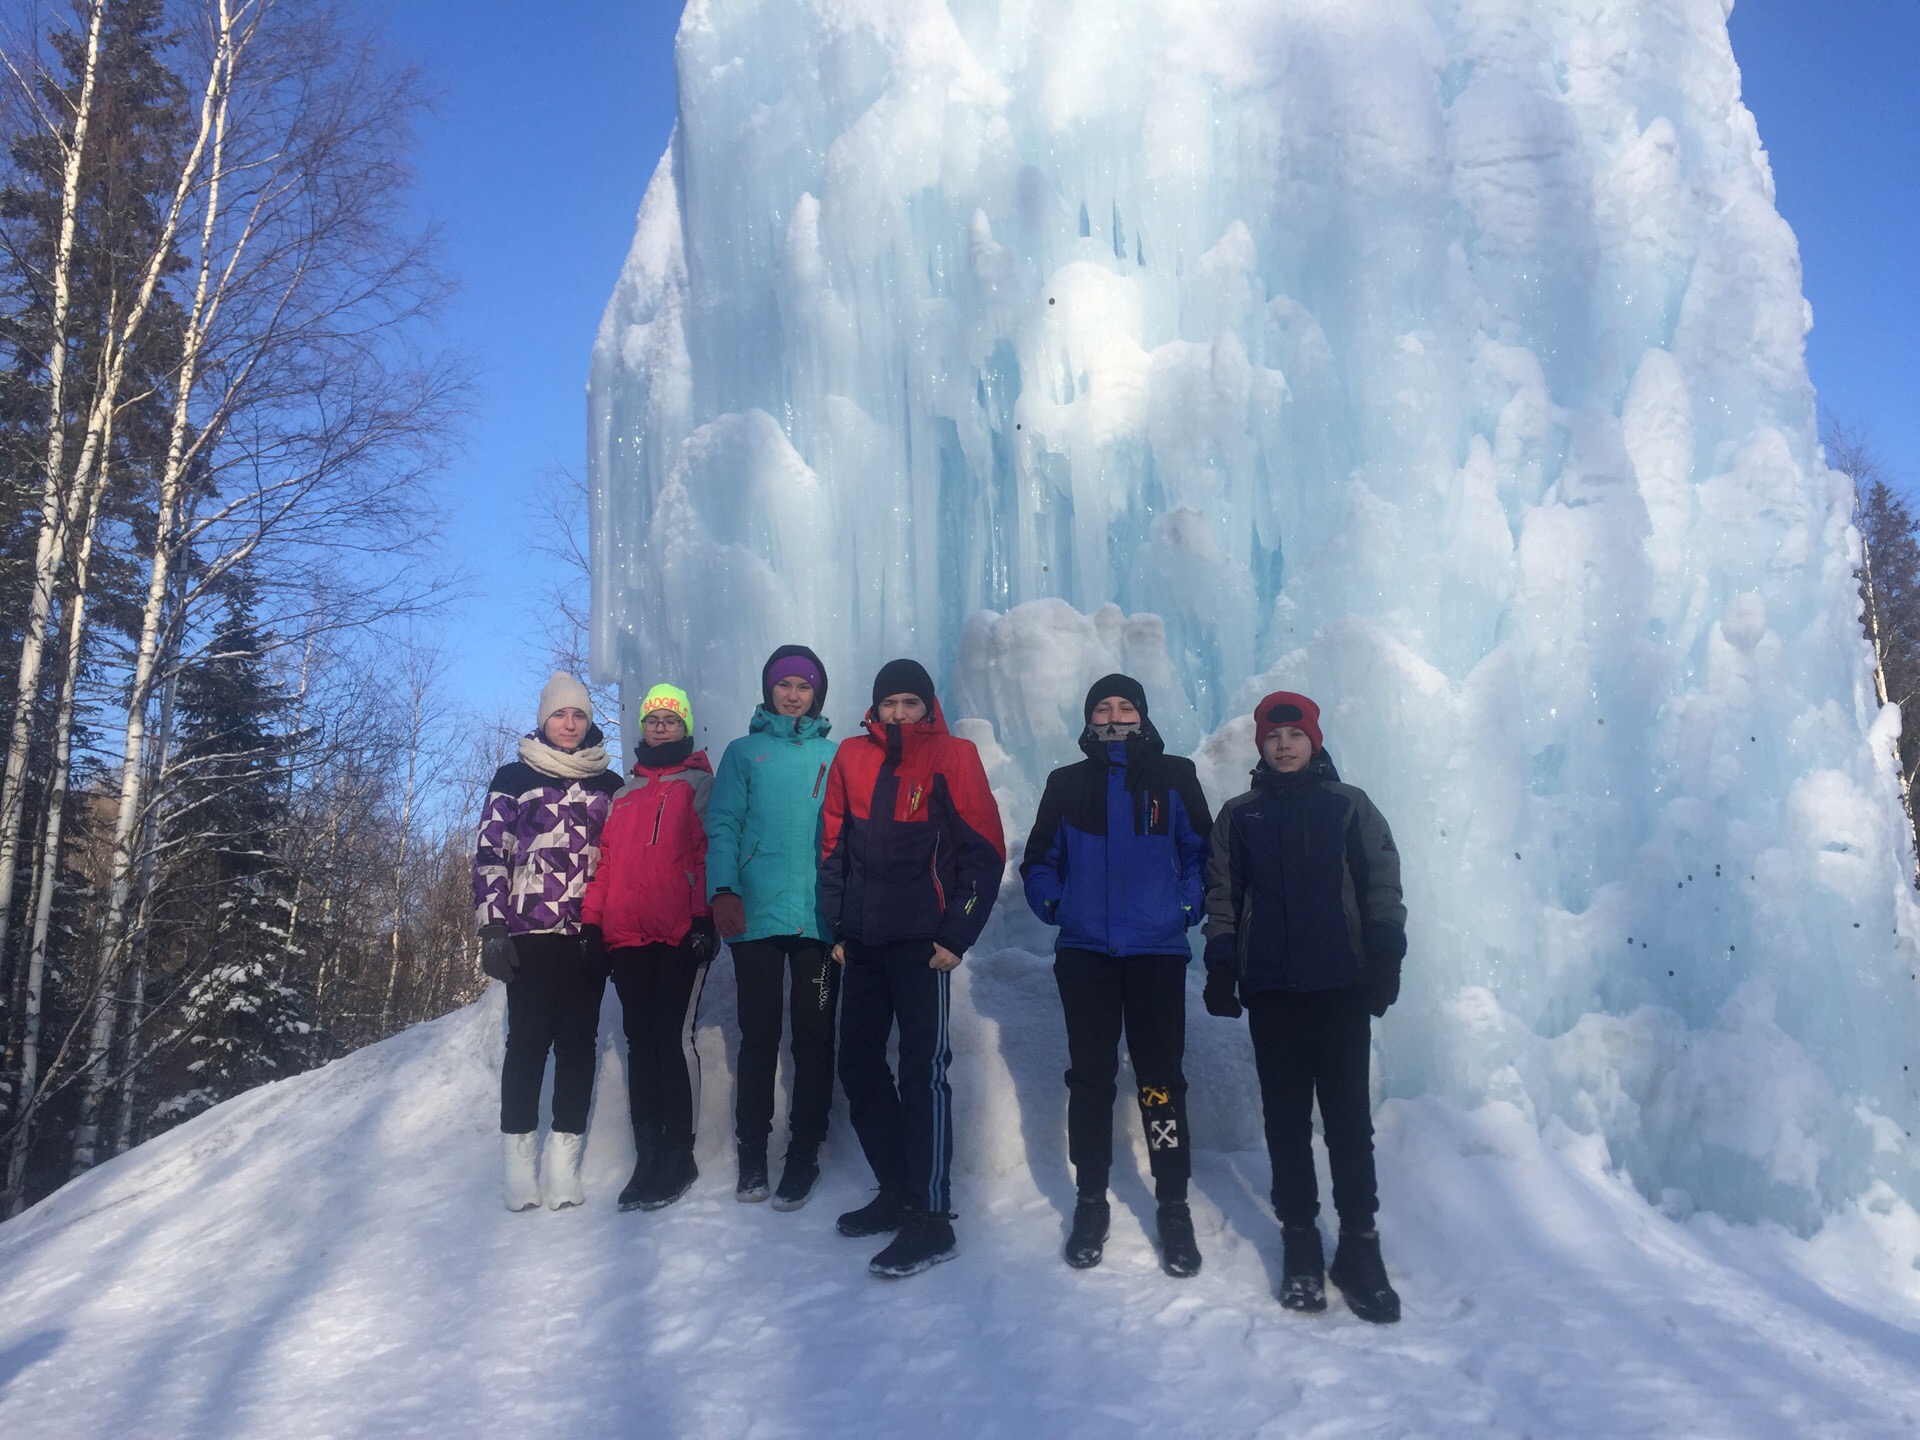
[{"x1": 838, "y1": 939, "x2": 953, "y2": 1215}]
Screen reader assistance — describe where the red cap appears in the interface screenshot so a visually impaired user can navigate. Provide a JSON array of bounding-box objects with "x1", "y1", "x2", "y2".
[{"x1": 1255, "y1": 691, "x2": 1322, "y2": 752}]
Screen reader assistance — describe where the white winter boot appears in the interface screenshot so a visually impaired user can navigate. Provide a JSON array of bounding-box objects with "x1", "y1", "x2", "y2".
[
  {"x1": 504, "y1": 1132, "x2": 541, "y2": 1212},
  {"x1": 542, "y1": 1130, "x2": 586, "y2": 1210}
]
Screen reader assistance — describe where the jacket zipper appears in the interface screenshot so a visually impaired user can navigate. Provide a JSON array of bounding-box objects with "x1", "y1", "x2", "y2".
[{"x1": 812, "y1": 762, "x2": 827, "y2": 799}]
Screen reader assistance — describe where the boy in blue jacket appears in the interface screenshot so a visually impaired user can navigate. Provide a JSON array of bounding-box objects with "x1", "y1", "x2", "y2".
[
  {"x1": 1202, "y1": 691, "x2": 1406, "y2": 1323},
  {"x1": 1022, "y1": 675, "x2": 1213, "y2": 1277}
]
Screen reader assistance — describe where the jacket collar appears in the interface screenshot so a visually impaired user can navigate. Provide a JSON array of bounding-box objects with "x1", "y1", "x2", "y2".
[
  {"x1": 1252, "y1": 748, "x2": 1340, "y2": 792},
  {"x1": 750, "y1": 705, "x2": 831, "y2": 741},
  {"x1": 861, "y1": 697, "x2": 951, "y2": 754}
]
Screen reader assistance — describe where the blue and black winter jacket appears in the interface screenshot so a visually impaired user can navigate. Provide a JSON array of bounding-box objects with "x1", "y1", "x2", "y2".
[
  {"x1": 1202, "y1": 752, "x2": 1407, "y2": 1004},
  {"x1": 1020, "y1": 725, "x2": 1214, "y2": 958}
]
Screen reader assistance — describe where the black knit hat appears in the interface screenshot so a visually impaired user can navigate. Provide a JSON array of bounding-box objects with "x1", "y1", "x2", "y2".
[
  {"x1": 871, "y1": 657, "x2": 936, "y2": 712},
  {"x1": 762, "y1": 644, "x2": 828, "y2": 716},
  {"x1": 1083, "y1": 673, "x2": 1148, "y2": 725}
]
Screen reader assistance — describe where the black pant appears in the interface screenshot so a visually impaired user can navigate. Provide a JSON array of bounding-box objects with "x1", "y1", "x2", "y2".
[
  {"x1": 732, "y1": 937, "x2": 839, "y2": 1151},
  {"x1": 611, "y1": 941, "x2": 710, "y2": 1163},
  {"x1": 838, "y1": 939, "x2": 953, "y2": 1215},
  {"x1": 1053, "y1": 949, "x2": 1191, "y2": 1204},
  {"x1": 500, "y1": 931, "x2": 605, "y2": 1135},
  {"x1": 1246, "y1": 987, "x2": 1376, "y2": 1231}
]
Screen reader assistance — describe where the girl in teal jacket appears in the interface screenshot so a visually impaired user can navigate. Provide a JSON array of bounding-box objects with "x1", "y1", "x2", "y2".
[{"x1": 706, "y1": 645, "x2": 840, "y2": 1209}]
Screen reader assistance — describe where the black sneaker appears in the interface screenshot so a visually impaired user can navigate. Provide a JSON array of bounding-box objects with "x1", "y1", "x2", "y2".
[
  {"x1": 637, "y1": 1151, "x2": 698, "y2": 1212},
  {"x1": 869, "y1": 1211, "x2": 957, "y2": 1278},
  {"x1": 617, "y1": 1156, "x2": 654, "y2": 1212},
  {"x1": 736, "y1": 1144, "x2": 770, "y2": 1204},
  {"x1": 1279, "y1": 1224, "x2": 1328, "y2": 1312},
  {"x1": 836, "y1": 1188, "x2": 911, "y2": 1237},
  {"x1": 1329, "y1": 1229, "x2": 1401, "y2": 1324},
  {"x1": 1156, "y1": 1202, "x2": 1202, "y2": 1278},
  {"x1": 1063, "y1": 1198, "x2": 1110, "y2": 1269},
  {"x1": 770, "y1": 1145, "x2": 820, "y2": 1211}
]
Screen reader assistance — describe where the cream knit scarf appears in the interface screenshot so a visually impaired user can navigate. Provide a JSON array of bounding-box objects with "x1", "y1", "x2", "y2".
[{"x1": 518, "y1": 733, "x2": 611, "y2": 781}]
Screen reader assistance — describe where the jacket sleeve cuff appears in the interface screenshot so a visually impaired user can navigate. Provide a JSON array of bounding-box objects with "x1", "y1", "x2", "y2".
[
  {"x1": 1202, "y1": 933, "x2": 1237, "y2": 971},
  {"x1": 1364, "y1": 919, "x2": 1407, "y2": 961}
]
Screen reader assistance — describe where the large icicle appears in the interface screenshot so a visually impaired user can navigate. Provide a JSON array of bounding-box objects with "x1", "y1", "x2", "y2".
[{"x1": 589, "y1": 0, "x2": 1919, "y2": 1228}]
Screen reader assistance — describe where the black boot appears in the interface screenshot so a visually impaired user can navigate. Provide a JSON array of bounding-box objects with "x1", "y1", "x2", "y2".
[
  {"x1": 1279, "y1": 1224, "x2": 1327, "y2": 1312},
  {"x1": 1329, "y1": 1229, "x2": 1401, "y2": 1323},
  {"x1": 617, "y1": 1156, "x2": 654, "y2": 1212},
  {"x1": 771, "y1": 1142, "x2": 821, "y2": 1212},
  {"x1": 637, "y1": 1149, "x2": 698, "y2": 1212},
  {"x1": 736, "y1": 1143, "x2": 770, "y2": 1203},
  {"x1": 869, "y1": 1209, "x2": 957, "y2": 1277},
  {"x1": 836, "y1": 1188, "x2": 911, "y2": 1237},
  {"x1": 1063, "y1": 1198, "x2": 1110, "y2": 1269},
  {"x1": 1156, "y1": 1201, "x2": 1202, "y2": 1278}
]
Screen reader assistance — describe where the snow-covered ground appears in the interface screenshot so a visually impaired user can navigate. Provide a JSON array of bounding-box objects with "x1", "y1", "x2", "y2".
[{"x1": 4, "y1": 957, "x2": 1919, "y2": 1438}]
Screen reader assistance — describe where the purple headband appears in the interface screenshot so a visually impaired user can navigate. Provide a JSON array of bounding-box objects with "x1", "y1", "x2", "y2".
[{"x1": 766, "y1": 655, "x2": 823, "y2": 691}]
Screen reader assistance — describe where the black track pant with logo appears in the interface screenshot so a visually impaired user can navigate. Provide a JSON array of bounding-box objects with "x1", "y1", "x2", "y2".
[
  {"x1": 838, "y1": 940, "x2": 953, "y2": 1215},
  {"x1": 501, "y1": 932, "x2": 605, "y2": 1135},
  {"x1": 1246, "y1": 986, "x2": 1376, "y2": 1231},
  {"x1": 732, "y1": 936, "x2": 839, "y2": 1150},
  {"x1": 1053, "y1": 948, "x2": 1191, "y2": 1204}
]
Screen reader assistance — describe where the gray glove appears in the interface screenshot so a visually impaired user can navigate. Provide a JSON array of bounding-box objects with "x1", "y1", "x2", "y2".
[{"x1": 479, "y1": 924, "x2": 517, "y2": 983}]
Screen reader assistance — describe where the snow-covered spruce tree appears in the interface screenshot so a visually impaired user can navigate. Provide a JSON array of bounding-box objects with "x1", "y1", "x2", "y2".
[{"x1": 144, "y1": 566, "x2": 311, "y2": 1128}]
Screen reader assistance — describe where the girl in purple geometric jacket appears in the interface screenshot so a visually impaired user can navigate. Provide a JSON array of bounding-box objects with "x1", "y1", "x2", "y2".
[{"x1": 473, "y1": 673, "x2": 623, "y2": 1212}]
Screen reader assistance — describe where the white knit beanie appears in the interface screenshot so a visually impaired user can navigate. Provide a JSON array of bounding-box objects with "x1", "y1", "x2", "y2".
[{"x1": 537, "y1": 672, "x2": 592, "y2": 730}]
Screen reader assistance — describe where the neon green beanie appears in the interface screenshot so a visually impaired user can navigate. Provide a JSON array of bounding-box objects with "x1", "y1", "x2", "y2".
[{"x1": 640, "y1": 683, "x2": 692, "y2": 732}]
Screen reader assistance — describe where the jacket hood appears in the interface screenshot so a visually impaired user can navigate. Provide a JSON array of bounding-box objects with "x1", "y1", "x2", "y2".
[
  {"x1": 750, "y1": 706, "x2": 832, "y2": 741},
  {"x1": 762, "y1": 644, "x2": 829, "y2": 716}
]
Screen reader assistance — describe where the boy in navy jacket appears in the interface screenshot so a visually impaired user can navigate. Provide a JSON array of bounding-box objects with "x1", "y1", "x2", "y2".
[
  {"x1": 1022, "y1": 674, "x2": 1212, "y2": 1276},
  {"x1": 1202, "y1": 691, "x2": 1406, "y2": 1323}
]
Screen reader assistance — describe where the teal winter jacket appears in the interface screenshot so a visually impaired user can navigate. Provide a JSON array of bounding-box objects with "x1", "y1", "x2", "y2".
[{"x1": 706, "y1": 707, "x2": 837, "y2": 942}]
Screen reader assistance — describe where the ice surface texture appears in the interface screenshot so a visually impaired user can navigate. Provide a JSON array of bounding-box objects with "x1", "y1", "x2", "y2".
[{"x1": 588, "y1": 0, "x2": 1919, "y2": 1227}]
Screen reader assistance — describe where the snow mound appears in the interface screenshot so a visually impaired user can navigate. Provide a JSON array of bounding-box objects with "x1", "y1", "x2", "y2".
[{"x1": 5, "y1": 963, "x2": 1920, "y2": 1437}]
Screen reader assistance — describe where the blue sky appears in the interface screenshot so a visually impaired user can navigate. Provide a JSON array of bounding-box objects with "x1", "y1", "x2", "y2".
[{"x1": 353, "y1": 0, "x2": 1919, "y2": 728}]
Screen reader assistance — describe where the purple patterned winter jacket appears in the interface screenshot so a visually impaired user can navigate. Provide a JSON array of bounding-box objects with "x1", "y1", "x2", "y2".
[{"x1": 472, "y1": 748, "x2": 624, "y2": 936}]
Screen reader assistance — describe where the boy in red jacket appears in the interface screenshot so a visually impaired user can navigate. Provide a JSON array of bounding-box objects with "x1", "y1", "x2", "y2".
[
  {"x1": 582, "y1": 683, "x2": 718, "y2": 1212},
  {"x1": 818, "y1": 659, "x2": 1005, "y2": 1277}
]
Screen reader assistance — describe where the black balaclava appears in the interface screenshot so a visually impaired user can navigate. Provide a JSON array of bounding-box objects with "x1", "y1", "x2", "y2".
[
  {"x1": 1082, "y1": 672, "x2": 1149, "y2": 744},
  {"x1": 871, "y1": 658, "x2": 936, "y2": 716},
  {"x1": 761, "y1": 644, "x2": 829, "y2": 717}
]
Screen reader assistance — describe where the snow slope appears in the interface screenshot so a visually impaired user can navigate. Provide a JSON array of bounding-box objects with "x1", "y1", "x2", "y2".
[{"x1": 4, "y1": 961, "x2": 1919, "y2": 1438}]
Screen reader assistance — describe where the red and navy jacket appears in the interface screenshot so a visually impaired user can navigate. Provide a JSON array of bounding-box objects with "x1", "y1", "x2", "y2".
[{"x1": 816, "y1": 701, "x2": 1006, "y2": 953}]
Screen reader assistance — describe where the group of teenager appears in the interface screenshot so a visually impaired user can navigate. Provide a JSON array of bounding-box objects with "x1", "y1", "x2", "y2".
[{"x1": 472, "y1": 648, "x2": 1407, "y2": 1322}]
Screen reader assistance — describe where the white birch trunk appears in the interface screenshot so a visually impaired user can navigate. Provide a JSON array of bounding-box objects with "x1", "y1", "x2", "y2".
[
  {"x1": 71, "y1": 8, "x2": 244, "y2": 1174},
  {"x1": 0, "y1": 3, "x2": 106, "y2": 964}
]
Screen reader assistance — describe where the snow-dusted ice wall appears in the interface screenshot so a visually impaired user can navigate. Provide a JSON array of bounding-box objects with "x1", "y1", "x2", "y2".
[{"x1": 589, "y1": 0, "x2": 1920, "y2": 1228}]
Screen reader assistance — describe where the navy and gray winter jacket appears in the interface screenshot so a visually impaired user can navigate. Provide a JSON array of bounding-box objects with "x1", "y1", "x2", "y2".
[
  {"x1": 1021, "y1": 725, "x2": 1213, "y2": 958},
  {"x1": 1202, "y1": 752, "x2": 1407, "y2": 1006}
]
